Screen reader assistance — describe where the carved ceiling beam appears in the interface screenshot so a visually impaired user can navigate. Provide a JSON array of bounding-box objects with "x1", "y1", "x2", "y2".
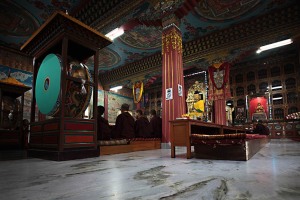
[
  {"x1": 73, "y1": 0, "x2": 145, "y2": 33},
  {"x1": 100, "y1": 4, "x2": 300, "y2": 89}
]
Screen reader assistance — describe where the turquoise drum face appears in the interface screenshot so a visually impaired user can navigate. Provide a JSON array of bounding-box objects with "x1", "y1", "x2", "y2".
[{"x1": 35, "y1": 54, "x2": 61, "y2": 116}]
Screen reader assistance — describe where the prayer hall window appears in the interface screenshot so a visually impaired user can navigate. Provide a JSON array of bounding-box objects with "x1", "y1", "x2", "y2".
[
  {"x1": 288, "y1": 107, "x2": 298, "y2": 114},
  {"x1": 258, "y1": 69, "x2": 267, "y2": 79},
  {"x1": 274, "y1": 108, "x2": 284, "y2": 119},
  {"x1": 259, "y1": 82, "x2": 268, "y2": 93},
  {"x1": 235, "y1": 74, "x2": 243, "y2": 83},
  {"x1": 271, "y1": 66, "x2": 280, "y2": 77},
  {"x1": 272, "y1": 94, "x2": 283, "y2": 105},
  {"x1": 284, "y1": 63, "x2": 294, "y2": 74},
  {"x1": 237, "y1": 99, "x2": 245, "y2": 107},
  {"x1": 247, "y1": 84, "x2": 256, "y2": 94},
  {"x1": 285, "y1": 78, "x2": 296, "y2": 89},
  {"x1": 247, "y1": 71, "x2": 255, "y2": 81},
  {"x1": 271, "y1": 80, "x2": 282, "y2": 91},
  {"x1": 236, "y1": 87, "x2": 244, "y2": 96},
  {"x1": 287, "y1": 92, "x2": 297, "y2": 103}
]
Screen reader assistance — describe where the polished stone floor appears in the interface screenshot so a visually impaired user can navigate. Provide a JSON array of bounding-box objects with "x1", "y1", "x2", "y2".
[{"x1": 0, "y1": 139, "x2": 299, "y2": 200}]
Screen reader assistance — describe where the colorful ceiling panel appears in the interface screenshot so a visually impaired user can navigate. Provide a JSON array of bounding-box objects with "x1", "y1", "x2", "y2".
[{"x1": 0, "y1": 0, "x2": 298, "y2": 88}]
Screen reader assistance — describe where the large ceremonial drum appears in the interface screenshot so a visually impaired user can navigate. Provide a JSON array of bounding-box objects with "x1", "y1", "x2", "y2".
[{"x1": 35, "y1": 54, "x2": 92, "y2": 118}]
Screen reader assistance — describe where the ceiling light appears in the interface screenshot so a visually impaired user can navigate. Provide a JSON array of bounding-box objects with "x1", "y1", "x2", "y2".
[
  {"x1": 273, "y1": 97, "x2": 283, "y2": 100},
  {"x1": 256, "y1": 39, "x2": 293, "y2": 54},
  {"x1": 110, "y1": 86, "x2": 122, "y2": 92},
  {"x1": 271, "y1": 86, "x2": 282, "y2": 90},
  {"x1": 105, "y1": 28, "x2": 124, "y2": 40}
]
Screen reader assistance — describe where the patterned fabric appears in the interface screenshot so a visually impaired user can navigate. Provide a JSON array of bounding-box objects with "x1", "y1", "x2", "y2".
[
  {"x1": 129, "y1": 138, "x2": 161, "y2": 141},
  {"x1": 98, "y1": 139, "x2": 128, "y2": 146},
  {"x1": 98, "y1": 138, "x2": 161, "y2": 146},
  {"x1": 191, "y1": 133, "x2": 266, "y2": 145},
  {"x1": 245, "y1": 134, "x2": 268, "y2": 139},
  {"x1": 191, "y1": 133, "x2": 246, "y2": 140}
]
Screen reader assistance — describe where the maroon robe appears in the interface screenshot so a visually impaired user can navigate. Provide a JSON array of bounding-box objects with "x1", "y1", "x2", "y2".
[
  {"x1": 97, "y1": 117, "x2": 111, "y2": 140},
  {"x1": 112, "y1": 112, "x2": 135, "y2": 139},
  {"x1": 149, "y1": 116, "x2": 162, "y2": 138},
  {"x1": 134, "y1": 116, "x2": 150, "y2": 138}
]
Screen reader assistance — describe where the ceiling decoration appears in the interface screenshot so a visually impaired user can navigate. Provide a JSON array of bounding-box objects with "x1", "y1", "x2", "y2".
[
  {"x1": 134, "y1": 0, "x2": 185, "y2": 21},
  {"x1": 0, "y1": 0, "x2": 299, "y2": 90},
  {"x1": 195, "y1": 0, "x2": 261, "y2": 20},
  {"x1": 119, "y1": 26, "x2": 162, "y2": 49},
  {"x1": 85, "y1": 48, "x2": 121, "y2": 72}
]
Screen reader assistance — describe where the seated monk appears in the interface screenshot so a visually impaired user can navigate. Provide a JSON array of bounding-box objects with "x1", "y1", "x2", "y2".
[
  {"x1": 111, "y1": 103, "x2": 135, "y2": 139},
  {"x1": 96, "y1": 106, "x2": 111, "y2": 140},
  {"x1": 134, "y1": 109, "x2": 150, "y2": 138},
  {"x1": 253, "y1": 120, "x2": 270, "y2": 135},
  {"x1": 149, "y1": 109, "x2": 162, "y2": 138}
]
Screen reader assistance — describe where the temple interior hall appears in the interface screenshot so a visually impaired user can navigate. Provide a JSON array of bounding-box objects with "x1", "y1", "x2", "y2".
[{"x1": 0, "y1": 0, "x2": 299, "y2": 199}]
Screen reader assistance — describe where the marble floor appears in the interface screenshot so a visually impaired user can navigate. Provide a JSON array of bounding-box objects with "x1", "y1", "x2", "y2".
[{"x1": 0, "y1": 139, "x2": 299, "y2": 200}]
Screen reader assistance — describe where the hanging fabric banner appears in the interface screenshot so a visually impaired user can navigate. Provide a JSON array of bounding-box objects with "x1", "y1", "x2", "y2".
[
  {"x1": 133, "y1": 81, "x2": 143, "y2": 103},
  {"x1": 208, "y1": 62, "x2": 231, "y2": 100}
]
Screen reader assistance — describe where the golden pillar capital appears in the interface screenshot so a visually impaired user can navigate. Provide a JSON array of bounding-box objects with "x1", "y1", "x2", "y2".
[{"x1": 162, "y1": 25, "x2": 182, "y2": 55}]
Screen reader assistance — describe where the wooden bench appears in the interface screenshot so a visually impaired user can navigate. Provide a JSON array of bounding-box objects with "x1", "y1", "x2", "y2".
[
  {"x1": 192, "y1": 134, "x2": 270, "y2": 161},
  {"x1": 170, "y1": 119, "x2": 244, "y2": 159},
  {"x1": 99, "y1": 138, "x2": 161, "y2": 156}
]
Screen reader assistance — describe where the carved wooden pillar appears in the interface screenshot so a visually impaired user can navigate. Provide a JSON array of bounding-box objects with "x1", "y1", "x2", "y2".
[{"x1": 161, "y1": 14, "x2": 186, "y2": 145}]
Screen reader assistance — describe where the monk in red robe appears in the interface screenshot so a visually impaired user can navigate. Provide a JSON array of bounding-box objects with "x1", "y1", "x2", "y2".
[{"x1": 111, "y1": 103, "x2": 135, "y2": 139}]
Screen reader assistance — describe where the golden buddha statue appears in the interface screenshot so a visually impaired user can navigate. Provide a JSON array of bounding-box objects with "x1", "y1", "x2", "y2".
[{"x1": 255, "y1": 102, "x2": 264, "y2": 113}]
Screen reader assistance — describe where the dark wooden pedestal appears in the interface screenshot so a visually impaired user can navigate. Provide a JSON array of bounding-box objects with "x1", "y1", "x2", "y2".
[
  {"x1": 28, "y1": 118, "x2": 99, "y2": 161},
  {"x1": 194, "y1": 138, "x2": 270, "y2": 161},
  {"x1": 21, "y1": 12, "x2": 112, "y2": 161}
]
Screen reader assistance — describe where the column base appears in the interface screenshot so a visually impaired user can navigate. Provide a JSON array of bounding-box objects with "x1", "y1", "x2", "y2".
[{"x1": 161, "y1": 142, "x2": 171, "y2": 149}]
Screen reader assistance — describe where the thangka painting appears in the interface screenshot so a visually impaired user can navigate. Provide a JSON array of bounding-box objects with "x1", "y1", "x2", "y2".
[{"x1": 208, "y1": 62, "x2": 231, "y2": 100}]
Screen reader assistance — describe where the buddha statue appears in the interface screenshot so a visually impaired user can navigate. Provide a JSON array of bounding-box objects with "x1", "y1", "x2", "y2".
[{"x1": 255, "y1": 102, "x2": 264, "y2": 113}]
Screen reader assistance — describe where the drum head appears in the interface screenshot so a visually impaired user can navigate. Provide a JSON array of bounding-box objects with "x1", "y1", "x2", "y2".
[
  {"x1": 35, "y1": 54, "x2": 92, "y2": 118},
  {"x1": 35, "y1": 54, "x2": 61, "y2": 116}
]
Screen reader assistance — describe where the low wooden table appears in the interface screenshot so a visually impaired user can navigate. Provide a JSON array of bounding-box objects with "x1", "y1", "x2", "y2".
[{"x1": 169, "y1": 119, "x2": 244, "y2": 159}]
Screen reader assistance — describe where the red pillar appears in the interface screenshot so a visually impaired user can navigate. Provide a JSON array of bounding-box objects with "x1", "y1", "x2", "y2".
[
  {"x1": 161, "y1": 15, "x2": 186, "y2": 144},
  {"x1": 104, "y1": 90, "x2": 108, "y2": 120}
]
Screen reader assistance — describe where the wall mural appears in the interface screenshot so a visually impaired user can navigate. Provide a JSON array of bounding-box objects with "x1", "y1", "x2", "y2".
[
  {"x1": 107, "y1": 92, "x2": 133, "y2": 124},
  {"x1": 0, "y1": 65, "x2": 32, "y2": 87},
  {"x1": 0, "y1": 65, "x2": 33, "y2": 121}
]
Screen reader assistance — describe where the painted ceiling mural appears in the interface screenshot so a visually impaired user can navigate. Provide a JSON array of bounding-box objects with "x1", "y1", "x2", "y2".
[{"x1": 0, "y1": 0, "x2": 298, "y2": 88}]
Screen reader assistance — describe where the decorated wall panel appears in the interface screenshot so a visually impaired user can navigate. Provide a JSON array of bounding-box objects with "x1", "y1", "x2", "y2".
[{"x1": 107, "y1": 92, "x2": 133, "y2": 124}]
